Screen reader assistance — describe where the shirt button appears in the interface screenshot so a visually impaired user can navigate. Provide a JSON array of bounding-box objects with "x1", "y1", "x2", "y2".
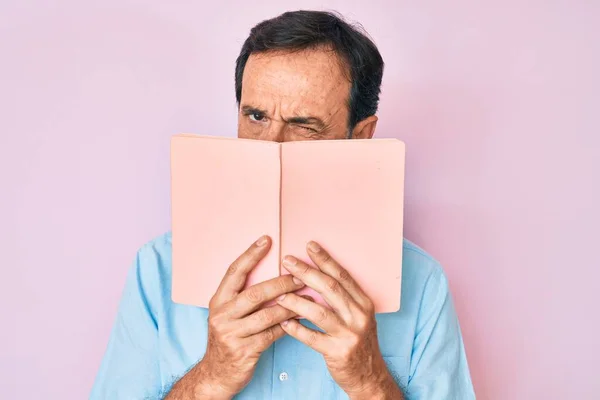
[{"x1": 279, "y1": 372, "x2": 289, "y2": 381}]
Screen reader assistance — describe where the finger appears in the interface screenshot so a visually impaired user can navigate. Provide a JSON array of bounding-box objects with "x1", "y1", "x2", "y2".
[
  {"x1": 277, "y1": 293, "x2": 342, "y2": 334},
  {"x1": 291, "y1": 295, "x2": 315, "y2": 320},
  {"x1": 212, "y1": 235, "x2": 271, "y2": 304},
  {"x1": 280, "y1": 319, "x2": 331, "y2": 354},
  {"x1": 306, "y1": 241, "x2": 371, "y2": 309},
  {"x1": 282, "y1": 255, "x2": 356, "y2": 318},
  {"x1": 249, "y1": 324, "x2": 287, "y2": 352},
  {"x1": 227, "y1": 274, "x2": 305, "y2": 319},
  {"x1": 238, "y1": 305, "x2": 297, "y2": 337}
]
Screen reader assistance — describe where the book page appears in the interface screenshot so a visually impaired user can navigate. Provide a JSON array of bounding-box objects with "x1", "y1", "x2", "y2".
[
  {"x1": 171, "y1": 135, "x2": 281, "y2": 307},
  {"x1": 280, "y1": 139, "x2": 405, "y2": 313}
]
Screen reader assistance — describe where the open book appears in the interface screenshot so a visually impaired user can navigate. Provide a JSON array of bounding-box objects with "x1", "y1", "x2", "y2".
[{"x1": 171, "y1": 134, "x2": 405, "y2": 313}]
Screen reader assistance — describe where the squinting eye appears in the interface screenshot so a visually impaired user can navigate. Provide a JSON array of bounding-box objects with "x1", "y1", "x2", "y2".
[
  {"x1": 299, "y1": 126, "x2": 317, "y2": 133},
  {"x1": 249, "y1": 112, "x2": 265, "y2": 122}
]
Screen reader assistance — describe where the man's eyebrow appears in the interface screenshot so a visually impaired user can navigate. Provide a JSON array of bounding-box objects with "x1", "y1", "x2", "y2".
[
  {"x1": 240, "y1": 105, "x2": 267, "y2": 115},
  {"x1": 286, "y1": 116, "x2": 326, "y2": 129}
]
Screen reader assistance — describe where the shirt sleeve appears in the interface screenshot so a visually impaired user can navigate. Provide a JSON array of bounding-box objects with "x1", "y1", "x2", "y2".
[
  {"x1": 405, "y1": 266, "x2": 475, "y2": 399},
  {"x1": 90, "y1": 249, "x2": 163, "y2": 400}
]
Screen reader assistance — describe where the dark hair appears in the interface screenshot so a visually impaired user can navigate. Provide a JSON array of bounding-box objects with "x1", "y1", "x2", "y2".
[{"x1": 235, "y1": 10, "x2": 384, "y2": 133}]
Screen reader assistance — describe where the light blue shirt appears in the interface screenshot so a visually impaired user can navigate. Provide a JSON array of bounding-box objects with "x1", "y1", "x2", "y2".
[{"x1": 91, "y1": 232, "x2": 474, "y2": 399}]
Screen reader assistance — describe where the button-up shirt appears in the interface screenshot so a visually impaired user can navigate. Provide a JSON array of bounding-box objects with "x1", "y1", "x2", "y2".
[{"x1": 91, "y1": 232, "x2": 475, "y2": 399}]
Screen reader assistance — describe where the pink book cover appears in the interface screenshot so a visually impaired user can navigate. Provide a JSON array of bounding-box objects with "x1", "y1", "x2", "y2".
[{"x1": 171, "y1": 134, "x2": 405, "y2": 313}]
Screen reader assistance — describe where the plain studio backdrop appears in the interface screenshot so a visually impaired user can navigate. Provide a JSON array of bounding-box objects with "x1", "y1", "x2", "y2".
[{"x1": 2, "y1": 1, "x2": 598, "y2": 399}]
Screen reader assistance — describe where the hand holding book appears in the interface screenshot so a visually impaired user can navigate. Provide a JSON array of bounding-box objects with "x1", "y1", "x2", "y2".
[
  {"x1": 278, "y1": 241, "x2": 403, "y2": 400},
  {"x1": 180, "y1": 234, "x2": 401, "y2": 399},
  {"x1": 181, "y1": 235, "x2": 298, "y2": 399}
]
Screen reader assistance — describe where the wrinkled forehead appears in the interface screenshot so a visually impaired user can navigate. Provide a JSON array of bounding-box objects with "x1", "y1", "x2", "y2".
[{"x1": 241, "y1": 48, "x2": 351, "y2": 114}]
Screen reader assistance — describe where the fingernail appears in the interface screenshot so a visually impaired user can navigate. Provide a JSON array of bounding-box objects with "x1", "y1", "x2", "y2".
[
  {"x1": 282, "y1": 256, "x2": 297, "y2": 268},
  {"x1": 277, "y1": 294, "x2": 286, "y2": 302},
  {"x1": 293, "y1": 276, "x2": 303, "y2": 285},
  {"x1": 256, "y1": 236, "x2": 268, "y2": 246},
  {"x1": 281, "y1": 320, "x2": 289, "y2": 327},
  {"x1": 308, "y1": 241, "x2": 320, "y2": 252}
]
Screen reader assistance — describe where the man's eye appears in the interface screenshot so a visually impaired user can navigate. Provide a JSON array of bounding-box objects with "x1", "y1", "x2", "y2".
[
  {"x1": 249, "y1": 113, "x2": 265, "y2": 122},
  {"x1": 299, "y1": 125, "x2": 317, "y2": 133}
]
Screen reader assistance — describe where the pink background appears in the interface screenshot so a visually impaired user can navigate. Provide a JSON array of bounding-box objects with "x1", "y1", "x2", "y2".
[{"x1": 3, "y1": 1, "x2": 598, "y2": 399}]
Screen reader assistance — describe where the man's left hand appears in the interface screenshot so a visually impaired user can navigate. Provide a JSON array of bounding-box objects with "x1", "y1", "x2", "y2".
[{"x1": 277, "y1": 241, "x2": 403, "y2": 400}]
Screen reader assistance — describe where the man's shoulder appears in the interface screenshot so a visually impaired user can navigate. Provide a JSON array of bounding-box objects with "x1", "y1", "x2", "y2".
[
  {"x1": 126, "y1": 232, "x2": 174, "y2": 307},
  {"x1": 138, "y1": 231, "x2": 173, "y2": 255},
  {"x1": 133, "y1": 231, "x2": 173, "y2": 276},
  {"x1": 402, "y1": 238, "x2": 443, "y2": 272},
  {"x1": 401, "y1": 238, "x2": 448, "y2": 291}
]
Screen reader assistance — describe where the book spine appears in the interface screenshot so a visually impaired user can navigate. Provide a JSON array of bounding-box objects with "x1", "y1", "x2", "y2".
[{"x1": 278, "y1": 144, "x2": 283, "y2": 275}]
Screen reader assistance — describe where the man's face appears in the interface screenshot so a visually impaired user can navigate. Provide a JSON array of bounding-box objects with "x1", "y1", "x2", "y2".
[{"x1": 237, "y1": 48, "x2": 375, "y2": 142}]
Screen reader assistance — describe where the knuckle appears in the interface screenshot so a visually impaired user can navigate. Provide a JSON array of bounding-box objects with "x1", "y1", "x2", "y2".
[
  {"x1": 262, "y1": 327, "x2": 276, "y2": 344},
  {"x1": 355, "y1": 313, "x2": 372, "y2": 331},
  {"x1": 208, "y1": 316, "x2": 217, "y2": 330},
  {"x1": 338, "y1": 268, "x2": 351, "y2": 282},
  {"x1": 321, "y1": 252, "x2": 332, "y2": 264},
  {"x1": 326, "y1": 278, "x2": 340, "y2": 293},
  {"x1": 208, "y1": 315, "x2": 223, "y2": 333},
  {"x1": 364, "y1": 299, "x2": 375, "y2": 314},
  {"x1": 277, "y1": 277, "x2": 290, "y2": 292},
  {"x1": 356, "y1": 318, "x2": 368, "y2": 331},
  {"x1": 355, "y1": 312, "x2": 367, "y2": 326},
  {"x1": 226, "y1": 262, "x2": 239, "y2": 276},
  {"x1": 307, "y1": 331, "x2": 319, "y2": 346},
  {"x1": 244, "y1": 287, "x2": 264, "y2": 304},
  {"x1": 317, "y1": 308, "x2": 329, "y2": 324},
  {"x1": 301, "y1": 263, "x2": 312, "y2": 275},
  {"x1": 341, "y1": 293, "x2": 352, "y2": 311},
  {"x1": 257, "y1": 308, "x2": 275, "y2": 325}
]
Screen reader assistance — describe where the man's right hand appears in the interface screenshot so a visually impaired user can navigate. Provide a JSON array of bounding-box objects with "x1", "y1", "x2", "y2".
[{"x1": 192, "y1": 235, "x2": 304, "y2": 399}]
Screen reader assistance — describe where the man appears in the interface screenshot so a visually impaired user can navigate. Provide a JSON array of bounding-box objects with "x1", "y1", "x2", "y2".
[{"x1": 91, "y1": 10, "x2": 475, "y2": 400}]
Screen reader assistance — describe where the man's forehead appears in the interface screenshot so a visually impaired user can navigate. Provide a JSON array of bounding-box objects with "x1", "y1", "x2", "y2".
[{"x1": 241, "y1": 49, "x2": 350, "y2": 105}]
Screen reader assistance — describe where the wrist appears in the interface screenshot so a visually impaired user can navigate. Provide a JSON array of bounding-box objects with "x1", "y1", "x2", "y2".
[
  {"x1": 368, "y1": 376, "x2": 402, "y2": 400},
  {"x1": 349, "y1": 371, "x2": 402, "y2": 400},
  {"x1": 192, "y1": 359, "x2": 234, "y2": 400}
]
